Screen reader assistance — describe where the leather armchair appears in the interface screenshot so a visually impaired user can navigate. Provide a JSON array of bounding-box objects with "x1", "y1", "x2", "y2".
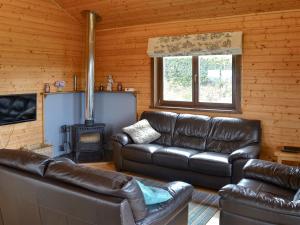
[{"x1": 219, "y1": 159, "x2": 300, "y2": 225}]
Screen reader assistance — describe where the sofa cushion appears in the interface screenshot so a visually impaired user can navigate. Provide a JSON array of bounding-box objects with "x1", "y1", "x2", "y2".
[
  {"x1": 189, "y1": 152, "x2": 231, "y2": 177},
  {"x1": 206, "y1": 117, "x2": 261, "y2": 154},
  {"x1": 238, "y1": 178, "x2": 295, "y2": 201},
  {"x1": 173, "y1": 114, "x2": 211, "y2": 151},
  {"x1": 152, "y1": 147, "x2": 198, "y2": 170},
  {"x1": 141, "y1": 111, "x2": 178, "y2": 146},
  {"x1": 122, "y1": 119, "x2": 161, "y2": 144},
  {"x1": 244, "y1": 159, "x2": 300, "y2": 191},
  {"x1": 122, "y1": 144, "x2": 163, "y2": 164}
]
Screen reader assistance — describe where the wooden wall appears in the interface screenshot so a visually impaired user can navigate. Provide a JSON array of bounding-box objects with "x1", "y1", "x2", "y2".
[
  {"x1": 1, "y1": 0, "x2": 300, "y2": 160},
  {"x1": 95, "y1": 10, "x2": 300, "y2": 160},
  {"x1": 0, "y1": 0, "x2": 83, "y2": 149}
]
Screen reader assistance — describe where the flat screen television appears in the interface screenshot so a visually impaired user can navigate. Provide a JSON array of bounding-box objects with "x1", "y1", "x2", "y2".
[{"x1": 0, "y1": 93, "x2": 37, "y2": 126}]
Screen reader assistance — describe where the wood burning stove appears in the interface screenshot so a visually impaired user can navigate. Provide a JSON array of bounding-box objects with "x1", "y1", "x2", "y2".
[
  {"x1": 72, "y1": 123, "x2": 105, "y2": 162},
  {"x1": 69, "y1": 11, "x2": 105, "y2": 163}
]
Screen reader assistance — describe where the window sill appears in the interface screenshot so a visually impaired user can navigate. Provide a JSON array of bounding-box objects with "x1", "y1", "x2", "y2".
[{"x1": 150, "y1": 105, "x2": 242, "y2": 114}]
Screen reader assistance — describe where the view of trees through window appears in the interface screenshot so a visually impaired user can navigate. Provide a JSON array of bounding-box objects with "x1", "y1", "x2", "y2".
[
  {"x1": 199, "y1": 55, "x2": 232, "y2": 103},
  {"x1": 162, "y1": 55, "x2": 233, "y2": 104},
  {"x1": 163, "y1": 56, "x2": 193, "y2": 102}
]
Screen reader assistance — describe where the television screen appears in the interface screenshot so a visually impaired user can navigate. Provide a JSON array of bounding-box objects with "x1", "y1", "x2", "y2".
[{"x1": 0, "y1": 93, "x2": 37, "y2": 126}]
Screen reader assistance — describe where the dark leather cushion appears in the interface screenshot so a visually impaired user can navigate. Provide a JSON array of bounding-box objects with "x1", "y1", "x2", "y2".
[
  {"x1": 173, "y1": 114, "x2": 211, "y2": 150},
  {"x1": 206, "y1": 117, "x2": 261, "y2": 154},
  {"x1": 244, "y1": 159, "x2": 300, "y2": 191},
  {"x1": 141, "y1": 111, "x2": 178, "y2": 146},
  {"x1": 122, "y1": 144, "x2": 163, "y2": 164},
  {"x1": 238, "y1": 178, "x2": 295, "y2": 201},
  {"x1": 189, "y1": 152, "x2": 231, "y2": 177},
  {"x1": 45, "y1": 160, "x2": 148, "y2": 221},
  {"x1": 219, "y1": 180, "x2": 300, "y2": 223},
  {"x1": 137, "y1": 181, "x2": 193, "y2": 225},
  {"x1": 152, "y1": 147, "x2": 198, "y2": 170},
  {"x1": 0, "y1": 149, "x2": 52, "y2": 176}
]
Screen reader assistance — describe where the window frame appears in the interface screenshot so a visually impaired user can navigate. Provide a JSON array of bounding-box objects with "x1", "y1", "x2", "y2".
[{"x1": 151, "y1": 55, "x2": 242, "y2": 113}]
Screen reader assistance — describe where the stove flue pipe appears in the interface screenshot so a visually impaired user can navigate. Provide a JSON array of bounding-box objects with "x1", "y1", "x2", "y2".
[{"x1": 83, "y1": 11, "x2": 99, "y2": 126}]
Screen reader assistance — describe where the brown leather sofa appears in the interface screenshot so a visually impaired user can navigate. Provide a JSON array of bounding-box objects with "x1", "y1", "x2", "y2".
[
  {"x1": 219, "y1": 159, "x2": 300, "y2": 225},
  {"x1": 113, "y1": 111, "x2": 261, "y2": 189},
  {"x1": 0, "y1": 149, "x2": 193, "y2": 225}
]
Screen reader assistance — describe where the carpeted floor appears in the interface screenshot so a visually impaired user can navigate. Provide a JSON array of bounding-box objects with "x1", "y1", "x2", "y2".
[{"x1": 136, "y1": 177, "x2": 219, "y2": 225}]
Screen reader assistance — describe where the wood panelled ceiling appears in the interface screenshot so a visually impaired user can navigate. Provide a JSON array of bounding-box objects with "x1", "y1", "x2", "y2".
[{"x1": 54, "y1": 0, "x2": 300, "y2": 29}]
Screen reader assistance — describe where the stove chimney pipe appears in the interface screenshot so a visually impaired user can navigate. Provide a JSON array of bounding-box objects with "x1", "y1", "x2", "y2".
[{"x1": 83, "y1": 11, "x2": 99, "y2": 126}]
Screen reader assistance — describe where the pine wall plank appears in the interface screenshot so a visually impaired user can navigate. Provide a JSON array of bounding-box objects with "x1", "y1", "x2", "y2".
[
  {"x1": 95, "y1": 10, "x2": 300, "y2": 160},
  {"x1": 0, "y1": 0, "x2": 83, "y2": 149}
]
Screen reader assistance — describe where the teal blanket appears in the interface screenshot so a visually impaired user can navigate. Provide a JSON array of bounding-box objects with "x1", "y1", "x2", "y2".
[{"x1": 137, "y1": 181, "x2": 172, "y2": 205}]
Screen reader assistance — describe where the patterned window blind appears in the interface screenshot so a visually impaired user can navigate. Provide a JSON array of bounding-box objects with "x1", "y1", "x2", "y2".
[{"x1": 147, "y1": 32, "x2": 243, "y2": 57}]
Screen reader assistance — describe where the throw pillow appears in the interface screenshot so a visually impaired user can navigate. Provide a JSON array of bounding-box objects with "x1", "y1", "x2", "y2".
[
  {"x1": 293, "y1": 189, "x2": 300, "y2": 201},
  {"x1": 136, "y1": 180, "x2": 172, "y2": 205},
  {"x1": 122, "y1": 119, "x2": 161, "y2": 144}
]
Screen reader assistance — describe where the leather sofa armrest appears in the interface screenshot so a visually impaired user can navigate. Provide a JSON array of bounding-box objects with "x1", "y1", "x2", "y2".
[
  {"x1": 137, "y1": 182, "x2": 193, "y2": 225},
  {"x1": 243, "y1": 159, "x2": 300, "y2": 191},
  {"x1": 164, "y1": 181, "x2": 194, "y2": 199},
  {"x1": 111, "y1": 133, "x2": 132, "y2": 171},
  {"x1": 112, "y1": 133, "x2": 133, "y2": 146},
  {"x1": 228, "y1": 144, "x2": 260, "y2": 163},
  {"x1": 219, "y1": 184, "x2": 300, "y2": 216}
]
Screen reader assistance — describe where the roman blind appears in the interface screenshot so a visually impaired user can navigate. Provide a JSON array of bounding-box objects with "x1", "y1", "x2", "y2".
[{"x1": 147, "y1": 31, "x2": 243, "y2": 57}]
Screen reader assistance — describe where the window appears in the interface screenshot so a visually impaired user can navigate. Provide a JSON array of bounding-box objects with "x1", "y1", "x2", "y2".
[
  {"x1": 163, "y1": 56, "x2": 193, "y2": 102},
  {"x1": 152, "y1": 55, "x2": 241, "y2": 112}
]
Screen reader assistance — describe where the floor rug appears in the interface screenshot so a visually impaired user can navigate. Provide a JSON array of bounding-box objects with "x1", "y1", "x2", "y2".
[{"x1": 136, "y1": 177, "x2": 219, "y2": 225}]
